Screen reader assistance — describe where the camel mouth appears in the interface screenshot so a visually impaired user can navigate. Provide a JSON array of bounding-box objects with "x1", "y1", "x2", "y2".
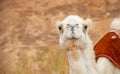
[{"x1": 66, "y1": 37, "x2": 80, "y2": 40}]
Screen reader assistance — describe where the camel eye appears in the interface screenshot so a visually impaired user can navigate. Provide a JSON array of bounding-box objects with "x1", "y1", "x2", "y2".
[
  {"x1": 58, "y1": 26, "x2": 62, "y2": 30},
  {"x1": 84, "y1": 25, "x2": 87, "y2": 29}
]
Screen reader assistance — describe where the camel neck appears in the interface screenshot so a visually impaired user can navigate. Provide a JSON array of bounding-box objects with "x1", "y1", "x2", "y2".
[{"x1": 67, "y1": 46, "x2": 96, "y2": 74}]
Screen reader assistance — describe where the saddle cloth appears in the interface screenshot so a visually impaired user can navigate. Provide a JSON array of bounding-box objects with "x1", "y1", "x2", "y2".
[{"x1": 94, "y1": 32, "x2": 120, "y2": 69}]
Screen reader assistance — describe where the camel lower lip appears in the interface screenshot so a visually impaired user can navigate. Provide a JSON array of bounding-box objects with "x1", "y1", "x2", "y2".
[{"x1": 66, "y1": 37, "x2": 79, "y2": 40}]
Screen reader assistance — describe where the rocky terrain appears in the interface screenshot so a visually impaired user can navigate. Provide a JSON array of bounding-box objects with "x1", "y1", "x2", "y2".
[{"x1": 0, "y1": 0, "x2": 120, "y2": 74}]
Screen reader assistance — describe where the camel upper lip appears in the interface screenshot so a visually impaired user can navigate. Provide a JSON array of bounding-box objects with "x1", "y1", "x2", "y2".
[
  {"x1": 72, "y1": 37, "x2": 76, "y2": 39},
  {"x1": 66, "y1": 37, "x2": 79, "y2": 40}
]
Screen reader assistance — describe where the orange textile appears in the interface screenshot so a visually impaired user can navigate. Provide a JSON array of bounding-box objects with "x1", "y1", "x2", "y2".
[{"x1": 94, "y1": 32, "x2": 120, "y2": 69}]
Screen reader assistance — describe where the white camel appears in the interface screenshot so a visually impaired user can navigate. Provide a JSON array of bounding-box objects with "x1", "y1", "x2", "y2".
[
  {"x1": 56, "y1": 15, "x2": 97, "y2": 74},
  {"x1": 96, "y1": 18, "x2": 120, "y2": 74}
]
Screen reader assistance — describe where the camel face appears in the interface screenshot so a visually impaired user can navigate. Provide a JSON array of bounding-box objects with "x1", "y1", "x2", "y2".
[
  {"x1": 56, "y1": 15, "x2": 92, "y2": 48},
  {"x1": 62, "y1": 16, "x2": 84, "y2": 40}
]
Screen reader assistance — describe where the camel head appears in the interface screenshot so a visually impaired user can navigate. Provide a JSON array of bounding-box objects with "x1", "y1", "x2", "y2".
[
  {"x1": 110, "y1": 18, "x2": 120, "y2": 36},
  {"x1": 56, "y1": 15, "x2": 92, "y2": 49}
]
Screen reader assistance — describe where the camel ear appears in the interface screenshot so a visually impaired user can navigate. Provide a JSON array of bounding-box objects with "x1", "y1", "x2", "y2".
[
  {"x1": 83, "y1": 18, "x2": 92, "y2": 32},
  {"x1": 56, "y1": 20, "x2": 63, "y2": 34}
]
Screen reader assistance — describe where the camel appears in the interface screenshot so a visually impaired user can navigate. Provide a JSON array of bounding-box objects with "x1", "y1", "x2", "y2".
[
  {"x1": 96, "y1": 18, "x2": 120, "y2": 74},
  {"x1": 56, "y1": 15, "x2": 97, "y2": 74}
]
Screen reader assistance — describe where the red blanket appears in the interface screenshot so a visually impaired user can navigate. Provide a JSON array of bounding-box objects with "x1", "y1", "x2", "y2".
[{"x1": 94, "y1": 32, "x2": 120, "y2": 69}]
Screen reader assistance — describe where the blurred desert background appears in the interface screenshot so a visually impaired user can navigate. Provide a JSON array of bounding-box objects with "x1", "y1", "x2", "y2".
[{"x1": 0, "y1": 0, "x2": 120, "y2": 74}]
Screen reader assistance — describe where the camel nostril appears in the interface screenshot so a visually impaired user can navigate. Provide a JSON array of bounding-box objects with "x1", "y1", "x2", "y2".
[{"x1": 71, "y1": 27, "x2": 74, "y2": 30}]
